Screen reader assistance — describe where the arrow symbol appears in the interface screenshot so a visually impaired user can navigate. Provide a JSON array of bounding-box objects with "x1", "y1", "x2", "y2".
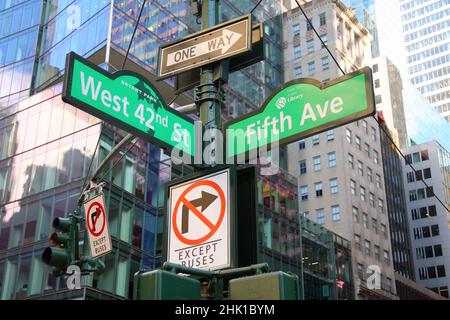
[
  {"x1": 166, "y1": 29, "x2": 242, "y2": 67},
  {"x1": 181, "y1": 191, "x2": 218, "y2": 234}
]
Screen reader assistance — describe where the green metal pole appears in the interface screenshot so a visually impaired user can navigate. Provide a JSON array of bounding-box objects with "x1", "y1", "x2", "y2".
[{"x1": 196, "y1": 0, "x2": 223, "y2": 166}]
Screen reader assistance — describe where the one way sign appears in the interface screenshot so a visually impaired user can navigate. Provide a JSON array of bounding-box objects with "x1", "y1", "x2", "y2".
[
  {"x1": 158, "y1": 15, "x2": 251, "y2": 79},
  {"x1": 167, "y1": 168, "x2": 231, "y2": 271}
]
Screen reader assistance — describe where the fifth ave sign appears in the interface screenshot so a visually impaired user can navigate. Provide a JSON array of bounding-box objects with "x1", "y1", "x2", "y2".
[{"x1": 158, "y1": 15, "x2": 251, "y2": 79}]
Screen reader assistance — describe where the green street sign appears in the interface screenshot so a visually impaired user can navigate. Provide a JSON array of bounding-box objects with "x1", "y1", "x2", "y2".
[
  {"x1": 224, "y1": 67, "x2": 375, "y2": 159},
  {"x1": 62, "y1": 52, "x2": 197, "y2": 157}
]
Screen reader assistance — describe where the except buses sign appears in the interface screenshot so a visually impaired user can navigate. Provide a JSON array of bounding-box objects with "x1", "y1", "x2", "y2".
[
  {"x1": 224, "y1": 67, "x2": 376, "y2": 159},
  {"x1": 62, "y1": 52, "x2": 197, "y2": 157}
]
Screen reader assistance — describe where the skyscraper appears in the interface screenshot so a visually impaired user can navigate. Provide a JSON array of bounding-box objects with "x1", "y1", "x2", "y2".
[
  {"x1": 400, "y1": 0, "x2": 450, "y2": 122},
  {"x1": 284, "y1": 0, "x2": 397, "y2": 299}
]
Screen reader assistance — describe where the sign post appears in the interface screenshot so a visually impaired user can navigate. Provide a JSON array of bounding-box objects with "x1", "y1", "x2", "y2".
[
  {"x1": 83, "y1": 193, "x2": 112, "y2": 258},
  {"x1": 224, "y1": 67, "x2": 376, "y2": 160},
  {"x1": 166, "y1": 167, "x2": 233, "y2": 270}
]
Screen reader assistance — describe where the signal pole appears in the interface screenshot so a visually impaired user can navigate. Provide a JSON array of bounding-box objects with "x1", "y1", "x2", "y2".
[{"x1": 196, "y1": 0, "x2": 227, "y2": 166}]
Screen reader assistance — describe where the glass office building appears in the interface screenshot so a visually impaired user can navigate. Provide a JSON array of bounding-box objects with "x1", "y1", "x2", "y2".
[{"x1": 0, "y1": 0, "x2": 353, "y2": 300}]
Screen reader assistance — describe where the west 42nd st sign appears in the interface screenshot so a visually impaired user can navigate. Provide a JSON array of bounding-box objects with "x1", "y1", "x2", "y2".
[
  {"x1": 224, "y1": 67, "x2": 376, "y2": 159},
  {"x1": 62, "y1": 52, "x2": 197, "y2": 157}
]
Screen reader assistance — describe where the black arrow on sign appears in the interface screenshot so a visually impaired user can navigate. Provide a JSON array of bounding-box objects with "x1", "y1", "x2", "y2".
[{"x1": 182, "y1": 191, "x2": 218, "y2": 234}]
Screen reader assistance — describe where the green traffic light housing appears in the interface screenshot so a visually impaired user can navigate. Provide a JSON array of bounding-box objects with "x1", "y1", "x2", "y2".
[{"x1": 42, "y1": 215, "x2": 79, "y2": 277}]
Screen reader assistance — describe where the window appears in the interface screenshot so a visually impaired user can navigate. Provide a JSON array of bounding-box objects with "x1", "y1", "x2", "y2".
[
  {"x1": 364, "y1": 143, "x2": 371, "y2": 158},
  {"x1": 371, "y1": 127, "x2": 377, "y2": 141},
  {"x1": 420, "y1": 207, "x2": 428, "y2": 219},
  {"x1": 374, "y1": 245, "x2": 381, "y2": 260},
  {"x1": 328, "y1": 152, "x2": 336, "y2": 168},
  {"x1": 300, "y1": 185, "x2": 308, "y2": 201},
  {"x1": 315, "y1": 182, "x2": 323, "y2": 197},
  {"x1": 376, "y1": 174, "x2": 381, "y2": 188},
  {"x1": 367, "y1": 167, "x2": 373, "y2": 183},
  {"x1": 423, "y1": 168, "x2": 431, "y2": 179},
  {"x1": 417, "y1": 188, "x2": 426, "y2": 200},
  {"x1": 369, "y1": 193, "x2": 375, "y2": 207},
  {"x1": 319, "y1": 12, "x2": 326, "y2": 26},
  {"x1": 405, "y1": 154, "x2": 412, "y2": 165},
  {"x1": 406, "y1": 171, "x2": 415, "y2": 183},
  {"x1": 350, "y1": 179, "x2": 356, "y2": 195},
  {"x1": 307, "y1": 39, "x2": 314, "y2": 53},
  {"x1": 355, "y1": 136, "x2": 361, "y2": 150},
  {"x1": 437, "y1": 265, "x2": 446, "y2": 278},
  {"x1": 360, "y1": 186, "x2": 366, "y2": 202},
  {"x1": 422, "y1": 226, "x2": 431, "y2": 238},
  {"x1": 386, "y1": 277, "x2": 393, "y2": 293},
  {"x1": 409, "y1": 190, "x2": 417, "y2": 201},
  {"x1": 384, "y1": 250, "x2": 390, "y2": 265},
  {"x1": 299, "y1": 140, "x2": 305, "y2": 150},
  {"x1": 372, "y1": 218, "x2": 378, "y2": 234},
  {"x1": 346, "y1": 128, "x2": 352, "y2": 143},
  {"x1": 421, "y1": 150, "x2": 429, "y2": 161},
  {"x1": 348, "y1": 153, "x2": 354, "y2": 169},
  {"x1": 312, "y1": 134, "x2": 320, "y2": 145},
  {"x1": 313, "y1": 156, "x2": 321, "y2": 171},
  {"x1": 293, "y1": 23, "x2": 300, "y2": 36},
  {"x1": 411, "y1": 208, "x2": 420, "y2": 220},
  {"x1": 299, "y1": 160, "x2": 307, "y2": 174},
  {"x1": 412, "y1": 152, "x2": 421, "y2": 163},
  {"x1": 358, "y1": 161, "x2": 364, "y2": 176},
  {"x1": 308, "y1": 61, "x2": 315, "y2": 75},
  {"x1": 307, "y1": 19, "x2": 313, "y2": 31},
  {"x1": 381, "y1": 224, "x2": 388, "y2": 240},
  {"x1": 373, "y1": 64, "x2": 378, "y2": 73},
  {"x1": 353, "y1": 206, "x2": 360, "y2": 223},
  {"x1": 362, "y1": 120, "x2": 368, "y2": 133},
  {"x1": 321, "y1": 56, "x2": 329, "y2": 70},
  {"x1": 414, "y1": 227, "x2": 423, "y2": 239},
  {"x1": 428, "y1": 205, "x2": 437, "y2": 217},
  {"x1": 303, "y1": 211, "x2": 310, "y2": 219},
  {"x1": 316, "y1": 208, "x2": 324, "y2": 225},
  {"x1": 375, "y1": 95, "x2": 382, "y2": 104},
  {"x1": 363, "y1": 212, "x2": 369, "y2": 229},
  {"x1": 326, "y1": 129, "x2": 334, "y2": 141},
  {"x1": 428, "y1": 267, "x2": 436, "y2": 279},
  {"x1": 374, "y1": 79, "x2": 380, "y2": 88},
  {"x1": 354, "y1": 234, "x2": 361, "y2": 250},
  {"x1": 320, "y1": 35, "x2": 328, "y2": 48},
  {"x1": 330, "y1": 178, "x2": 338, "y2": 194},
  {"x1": 294, "y1": 45, "x2": 301, "y2": 59},
  {"x1": 415, "y1": 170, "x2": 423, "y2": 181},
  {"x1": 425, "y1": 246, "x2": 433, "y2": 258},
  {"x1": 357, "y1": 263, "x2": 364, "y2": 279},
  {"x1": 294, "y1": 66, "x2": 302, "y2": 78},
  {"x1": 431, "y1": 224, "x2": 439, "y2": 236},
  {"x1": 426, "y1": 186, "x2": 434, "y2": 198},
  {"x1": 378, "y1": 199, "x2": 384, "y2": 214},
  {"x1": 374, "y1": 150, "x2": 379, "y2": 164},
  {"x1": 331, "y1": 205, "x2": 340, "y2": 222},
  {"x1": 365, "y1": 240, "x2": 371, "y2": 256}
]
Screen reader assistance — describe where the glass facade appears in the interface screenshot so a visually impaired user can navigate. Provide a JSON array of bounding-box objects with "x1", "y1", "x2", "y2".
[{"x1": 1, "y1": 0, "x2": 352, "y2": 300}]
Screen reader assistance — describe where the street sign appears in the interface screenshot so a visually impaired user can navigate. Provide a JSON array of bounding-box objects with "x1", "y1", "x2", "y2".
[
  {"x1": 224, "y1": 67, "x2": 376, "y2": 159},
  {"x1": 167, "y1": 168, "x2": 231, "y2": 270},
  {"x1": 83, "y1": 193, "x2": 112, "y2": 258},
  {"x1": 174, "y1": 24, "x2": 264, "y2": 94},
  {"x1": 158, "y1": 14, "x2": 251, "y2": 79},
  {"x1": 62, "y1": 52, "x2": 199, "y2": 157}
]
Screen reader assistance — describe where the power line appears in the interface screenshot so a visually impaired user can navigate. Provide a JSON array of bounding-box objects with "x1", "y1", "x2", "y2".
[
  {"x1": 293, "y1": 0, "x2": 450, "y2": 213},
  {"x1": 251, "y1": 0, "x2": 264, "y2": 14},
  {"x1": 122, "y1": 0, "x2": 147, "y2": 70}
]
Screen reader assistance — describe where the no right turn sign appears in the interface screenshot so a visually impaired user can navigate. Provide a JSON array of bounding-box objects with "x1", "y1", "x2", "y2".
[{"x1": 167, "y1": 168, "x2": 231, "y2": 271}]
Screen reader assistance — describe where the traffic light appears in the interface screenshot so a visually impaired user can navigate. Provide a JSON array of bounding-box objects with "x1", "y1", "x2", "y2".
[{"x1": 42, "y1": 216, "x2": 78, "y2": 276}]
